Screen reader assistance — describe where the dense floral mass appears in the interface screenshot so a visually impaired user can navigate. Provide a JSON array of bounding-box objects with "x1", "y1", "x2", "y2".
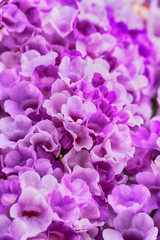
[{"x1": 0, "y1": 0, "x2": 160, "y2": 239}]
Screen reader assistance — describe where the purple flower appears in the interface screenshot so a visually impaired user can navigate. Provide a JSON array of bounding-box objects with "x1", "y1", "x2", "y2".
[
  {"x1": 20, "y1": 50, "x2": 58, "y2": 77},
  {"x1": 91, "y1": 124, "x2": 134, "y2": 174},
  {"x1": 9, "y1": 172, "x2": 57, "y2": 238},
  {"x1": 0, "y1": 179, "x2": 20, "y2": 213},
  {"x1": 2, "y1": 4, "x2": 28, "y2": 33},
  {"x1": 50, "y1": 190, "x2": 80, "y2": 224},
  {"x1": 86, "y1": 112, "x2": 109, "y2": 135},
  {"x1": 113, "y1": 211, "x2": 158, "y2": 240},
  {"x1": 75, "y1": 19, "x2": 97, "y2": 37},
  {"x1": 4, "y1": 81, "x2": 43, "y2": 118},
  {"x1": 103, "y1": 229, "x2": 124, "y2": 240},
  {"x1": 0, "y1": 70, "x2": 16, "y2": 100},
  {"x1": 59, "y1": 55, "x2": 86, "y2": 85},
  {"x1": 47, "y1": 5, "x2": 78, "y2": 38},
  {"x1": 50, "y1": 175, "x2": 82, "y2": 224},
  {"x1": 10, "y1": 187, "x2": 53, "y2": 238},
  {"x1": 19, "y1": 171, "x2": 57, "y2": 195},
  {"x1": 0, "y1": 0, "x2": 159, "y2": 238},
  {"x1": 3, "y1": 146, "x2": 36, "y2": 174},
  {"x1": 34, "y1": 158, "x2": 53, "y2": 177},
  {"x1": 77, "y1": 33, "x2": 116, "y2": 58},
  {"x1": 43, "y1": 91, "x2": 69, "y2": 119},
  {"x1": 25, "y1": 7, "x2": 41, "y2": 27},
  {"x1": 0, "y1": 51, "x2": 21, "y2": 69},
  {"x1": 125, "y1": 149, "x2": 152, "y2": 175},
  {"x1": 2, "y1": 25, "x2": 35, "y2": 49},
  {"x1": 19, "y1": 120, "x2": 61, "y2": 157},
  {"x1": 93, "y1": 161, "x2": 115, "y2": 197},
  {"x1": 48, "y1": 222, "x2": 84, "y2": 240},
  {"x1": 62, "y1": 95, "x2": 96, "y2": 122},
  {"x1": 147, "y1": 0, "x2": 160, "y2": 45},
  {"x1": 131, "y1": 117, "x2": 160, "y2": 151},
  {"x1": 50, "y1": 169, "x2": 100, "y2": 226},
  {"x1": 63, "y1": 148, "x2": 92, "y2": 173},
  {"x1": 43, "y1": 79, "x2": 73, "y2": 119},
  {"x1": 64, "y1": 121, "x2": 93, "y2": 151},
  {"x1": 0, "y1": 115, "x2": 32, "y2": 149},
  {"x1": 71, "y1": 165, "x2": 101, "y2": 196},
  {"x1": 136, "y1": 171, "x2": 160, "y2": 212},
  {"x1": 108, "y1": 184, "x2": 151, "y2": 213},
  {"x1": 151, "y1": 155, "x2": 160, "y2": 175},
  {"x1": 61, "y1": 174, "x2": 92, "y2": 207},
  {"x1": 59, "y1": 127, "x2": 74, "y2": 149},
  {"x1": 33, "y1": 64, "x2": 58, "y2": 92},
  {"x1": 0, "y1": 214, "x2": 15, "y2": 240}
]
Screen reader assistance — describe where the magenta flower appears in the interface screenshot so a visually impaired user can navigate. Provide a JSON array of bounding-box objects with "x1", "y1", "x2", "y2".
[
  {"x1": 91, "y1": 123, "x2": 134, "y2": 174},
  {"x1": 4, "y1": 81, "x2": 43, "y2": 118},
  {"x1": 2, "y1": 4, "x2": 28, "y2": 33},
  {"x1": 0, "y1": 179, "x2": 20, "y2": 213},
  {"x1": 10, "y1": 187, "x2": 53, "y2": 238},
  {"x1": 62, "y1": 95, "x2": 96, "y2": 122},
  {"x1": 0, "y1": 214, "x2": 15, "y2": 240},
  {"x1": 114, "y1": 211, "x2": 158, "y2": 240},
  {"x1": 108, "y1": 184, "x2": 151, "y2": 213},
  {"x1": 103, "y1": 211, "x2": 158, "y2": 240},
  {"x1": 20, "y1": 50, "x2": 58, "y2": 77},
  {"x1": 3, "y1": 146, "x2": 36, "y2": 174},
  {"x1": 0, "y1": 0, "x2": 159, "y2": 238},
  {"x1": 64, "y1": 121, "x2": 93, "y2": 151},
  {"x1": 48, "y1": 5, "x2": 78, "y2": 38}
]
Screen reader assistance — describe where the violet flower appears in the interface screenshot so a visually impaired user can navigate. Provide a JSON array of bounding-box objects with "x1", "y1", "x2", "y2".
[
  {"x1": 108, "y1": 184, "x2": 151, "y2": 213},
  {"x1": 0, "y1": 0, "x2": 159, "y2": 239},
  {"x1": 10, "y1": 187, "x2": 53, "y2": 238}
]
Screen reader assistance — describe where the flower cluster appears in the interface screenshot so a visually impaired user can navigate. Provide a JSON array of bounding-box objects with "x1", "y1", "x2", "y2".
[{"x1": 0, "y1": 0, "x2": 160, "y2": 239}]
